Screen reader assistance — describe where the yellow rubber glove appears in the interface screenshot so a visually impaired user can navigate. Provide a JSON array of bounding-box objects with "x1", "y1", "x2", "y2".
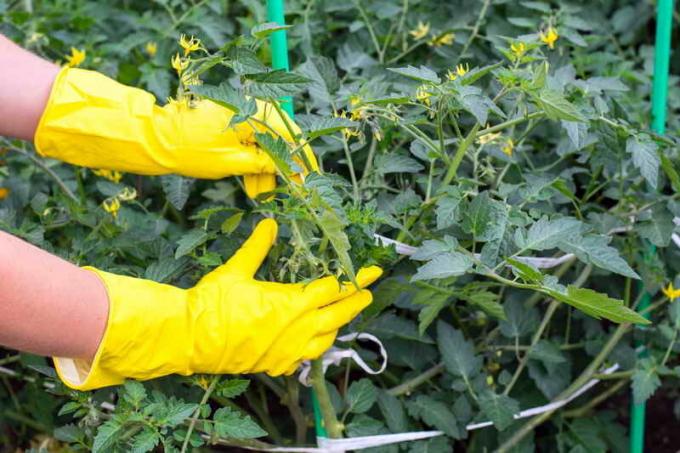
[
  {"x1": 34, "y1": 68, "x2": 317, "y2": 198},
  {"x1": 53, "y1": 219, "x2": 381, "y2": 391}
]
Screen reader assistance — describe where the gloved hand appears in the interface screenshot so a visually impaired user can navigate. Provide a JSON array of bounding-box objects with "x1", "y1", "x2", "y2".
[
  {"x1": 34, "y1": 68, "x2": 317, "y2": 198},
  {"x1": 53, "y1": 219, "x2": 381, "y2": 391}
]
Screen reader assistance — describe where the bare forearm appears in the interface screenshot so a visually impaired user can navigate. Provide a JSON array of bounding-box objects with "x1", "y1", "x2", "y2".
[
  {"x1": 0, "y1": 34, "x2": 60, "y2": 141},
  {"x1": 0, "y1": 232, "x2": 108, "y2": 360}
]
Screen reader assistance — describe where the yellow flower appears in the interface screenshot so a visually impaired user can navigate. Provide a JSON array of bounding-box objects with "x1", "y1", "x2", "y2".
[
  {"x1": 428, "y1": 32, "x2": 455, "y2": 47},
  {"x1": 501, "y1": 138, "x2": 514, "y2": 157},
  {"x1": 663, "y1": 283, "x2": 680, "y2": 300},
  {"x1": 415, "y1": 85, "x2": 432, "y2": 106},
  {"x1": 373, "y1": 129, "x2": 383, "y2": 142},
  {"x1": 349, "y1": 95, "x2": 362, "y2": 106},
  {"x1": 65, "y1": 47, "x2": 86, "y2": 67},
  {"x1": 179, "y1": 34, "x2": 201, "y2": 56},
  {"x1": 145, "y1": 41, "x2": 158, "y2": 57},
  {"x1": 117, "y1": 187, "x2": 137, "y2": 201},
  {"x1": 350, "y1": 107, "x2": 367, "y2": 121},
  {"x1": 102, "y1": 198, "x2": 121, "y2": 219},
  {"x1": 0, "y1": 188, "x2": 9, "y2": 200},
  {"x1": 447, "y1": 63, "x2": 470, "y2": 81},
  {"x1": 92, "y1": 169, "x2": 123, "y2": 183},
  {"x1": 511, "y1": 42, "x2": 527, "y2": 59},
  {"x1": 539, "y1": 27, "x2": 559, "y2": 49},
  {"x1": 477, "y1": 131, "x2": 501, "y2": 145},
  {"x1": 171, "y1": 53, "x2": 190, "y2": 74},
  {"x1": 409, "y1": 21, "x2": 430, "y2": 40}
]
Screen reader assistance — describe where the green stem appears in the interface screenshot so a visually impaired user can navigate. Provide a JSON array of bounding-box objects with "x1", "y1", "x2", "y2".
[
  {"x1": 456, "y1": 0, "x2": 491, "y2": 63},
  {"x1": 388, "y1": 363, "x2": 445, "y2": 396},
  {"x1": 441, "y1": 123, "x2": 480, "y2": 188},
  {"x1": 311, "y1": 360, "x2": 343, "y2": 438},
  {"x1": 181, "y1": 376, "x2": 220, "y2": 453}
]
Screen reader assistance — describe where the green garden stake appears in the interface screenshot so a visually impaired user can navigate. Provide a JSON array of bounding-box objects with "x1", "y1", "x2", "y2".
[
  {"x1": 631, "y1": 1, "x2": 674, "y2": 451},
  {"x1": 266, "y1": 0, "x2": 329, "y2": 441}
]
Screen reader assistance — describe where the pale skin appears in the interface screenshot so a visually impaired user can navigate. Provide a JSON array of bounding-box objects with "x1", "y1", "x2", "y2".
[{"x1": 0, "y1": 36, "x2": 106, "y2": 361}]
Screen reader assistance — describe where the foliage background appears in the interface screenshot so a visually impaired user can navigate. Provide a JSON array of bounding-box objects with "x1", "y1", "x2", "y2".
[{"x1": 2, "y1": 0, "x2": 680, "y2": 451}]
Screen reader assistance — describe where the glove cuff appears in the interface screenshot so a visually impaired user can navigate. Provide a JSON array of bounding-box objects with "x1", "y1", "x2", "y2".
[{"x1": 53, "y1": 267, "x2": 192, "y2": 391}]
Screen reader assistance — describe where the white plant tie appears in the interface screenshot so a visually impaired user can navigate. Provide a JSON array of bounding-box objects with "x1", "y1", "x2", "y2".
[
  {"x1": 248, "y1": 363, "x2": 621, "y2": 452},
  {"x1": 298, "y1": 333, "x2": 387, "y2": 387}
]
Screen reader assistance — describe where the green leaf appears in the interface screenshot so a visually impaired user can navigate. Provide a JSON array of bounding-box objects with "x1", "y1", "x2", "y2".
[
  {"x1": 533, "y1": 89, "x2": 585, "y2": 122},
  {"x1": 632, "y1": 359, "x2": 660, "y2": 404},
  {"x1": 546, "y1": 285, "x2": 650, "y2": 324},
  {"x1": 347, "y1": 378, "x2": 378, "y2": 413},
  {"x1": 243, "y1": 70, "x2": 311, "y2": 98},
  {"x1": 436, "y1": 191, "x2": 462, "y2": 230},
  {"x1": 161, "y1": 175, "x2": 194, "y2": 211},
  {"x1": 217, "y1": 379, "x2": 250, "y2": 398},
  {"x1": 298, "y1": 56, "x2": 339, "y2": 106},
  {"x1": 437, "y1": 321, "x2": 482, "y2": 380},
  {"x1": 660, "y1": 153, "x2": 680, "y2": 193},
  {"x1": 377, "y1": 391, "x2": 408, "y2": 432},
  {"x1": 255, "y1": 132, "x2": 298, "y2": 176},
  {"x1": 221, "y1": 212, "x2": 244, "y2": 234},
  {"x1": 213, "y1": 407, "x2": 267, "y2": 439},
  {"x1": 295, "y1": 114, "x2": 357, "y2": 140},
  {"x1": 637, "y1": 205, "x2": 674, "y2": 247},
  {"x1": 193, "y1": 82, "x2": 256, "y2": 125},
  {"x1": 92, "y1": 419, "x2": 124, "y2": 453},
  {"x1": 559, "y1": 235, "x2": 639, "y2": 279},
  {"x1": 459, "y1": 288, "x2": 506, "y2": 320},
  {"x1": 375, "y1": 153, "x2": 425, "y2": 174},
  {"x1": 226, "y1": 46, "x2": 269, "y2": 75},
  {"x1": 418, "y1": 292, "x2": 450, "y2": 335},
  {"x1": 515, "y1": 216, "x2": 582, "y2": 251},
  {"x1": 626, "y1": 136, "x2": 659, "y2": 189},
  {"x1": 251, "y1": 22, "x2": 292, "y2": 39},
  {"x1": 528, "y1": 340, "x2": 567, "y2": 366},
  {"x1": 145, "y1": 257, "x2": 189, "y2": 283},
  {"x1": 461, "y1": 192, "x2": 508, "y2": 241},
  {"x1": 388, "y1": 65, "x2": 440, "y2": 84},
  {"x1": 123, "y1": 380, "x2": 147, "y2": 407},
  {"x1": 54, "y1": 424, "x2": 85, "y2": 443},
  {"x1": 317, "y1": 209, "x2": 356, "y2": 284},
  {"x1": 164, "y1": 402, "x2": 199, "y2": 426},
  {"x1": 460, "y1": 62, "x2": 503, "y2": 86},
  {"x1": 411, "y1": 236, "x2": 458, "y2": 261},
  {"x1": 411, "y1": 252, "x2": 473, "y2": 281},
  {"x1": 175, "y1": 229, "x2": 209, "y2": 259},
  {"x1": 478, "y1": 390, "x2": 520, "y2": 430},
  {"x1": 131, "y1": 428, "x2": 161, "y2": 453},
  {"x1": 406, "y1": 395, "x2": 461, "y2": 438},
  {"x1": 500, "y1": 299, "x2": 540, "y2": 338},
  {"x1": 507, "y1": 258, "x2": 544, "y2": 283}
]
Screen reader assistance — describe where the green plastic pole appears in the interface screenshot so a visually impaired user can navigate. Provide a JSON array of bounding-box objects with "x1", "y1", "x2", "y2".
[
  {"x1": 266, "y1": 0, "x2": 294, "y2": 117},
  {"x1": 631, "y1": 1, "x2": 673, "y2": 451},
  {"x1": 266, "y1": 0, "x2": 328, "y2": 441}
]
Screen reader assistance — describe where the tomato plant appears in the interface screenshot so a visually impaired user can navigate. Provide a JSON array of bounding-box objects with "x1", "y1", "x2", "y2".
[{"x1": 2, "y1": 1, "x2": 680, "y2": 452}]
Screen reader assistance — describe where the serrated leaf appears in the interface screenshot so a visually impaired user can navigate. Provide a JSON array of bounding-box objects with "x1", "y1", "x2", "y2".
[
  {"x1": 632, "y1": 360, "x2": 660, "y2": 404},
  {"x1": 516, "y1": 216, "x2": 582, "y2": 251},
  {"x1": 500, "y1": 299, "x2": 540, "y2": 338},
  {"x1": 193, "y1": 82, "x2": 257, "y2": 125},
  {"x1": 347, "y1": 378, "x2": 378, "y2": 413},
  {"x1": 507, "y1": 258, "x2": 544, "y2": 283},
  {"x1": 164, "y1": 402, "x2": 199, "y2": 426},
  {"x1": 437, "y1": 321, "x2": 482, "y2": 380},
  {"x1": 226, "y1": 46, "x2": 269, "y2": 75},
  {"x1": 217, "y1": 379, "x2": 250, "y2": 398},
  {"x1": 221, "y1": 212, "x2": 244, "y2": 234},
  {"x1": 411, "y1": 252, "x2": 473, "y2": 281},
  {"x1": 317, "y1": 209, "x2": 356, "y2": 284},
  {"x1": 436, "y1": 192, "x2": 462, "y2": 230},
  {"x1": 145, "y1": 257, "x2": 189, "y2": 283},
  {"x1": 375, "y1": 153, "x2": 425, "y2": 174},
  {"x1": 161, "y1": 175, "x2": 194, "y2": 210},
  {"x1": 377, "y1": 391, "x2": 408, "y2": 432},
  {"x1": 661, "y1": 153, "x2": 680, "y2": 193},
  {"x1": 299, "y1": 56, "x2": 339, "y2": 106},
  {"x1": 251, "y1": 22, "x2": 292, "y2": 39},
  {"x1": 255, "y1": 132, "x2": 298, "y2": 176},
  {"x1": 123, "y1": 380, "x2": 147, "y2": 407},
  {"x1": 175, "y1": 229, "x2": 209, "y2": 258},
  {"x1": 559, "y1": 234, "x2": 639, "y2": 279},
  {"x1": 388, "y1": 65, "x2": 440, "y2": 84},
  {"x1": 54, "y1": 424, "x2": 85, "y2": 443},
  {"x1": 406, "y1": 395, "x2": 460, "y2": 438},
  {"x1": 213, "y1": 407, "x2": 267, "y2": 439},
  {"x1": 533, "y1": 89, "x2": 585, "y2": 122},
  {"x1": 461, "y1": 192, "x2": 507, "y2": 241},
  {"x1": 627, "y1": 136, "x2": 659, "y2": 189},
  {"x1": 637, "y1": 205, "x2": 674, "y2": 247},
  {"x1": 459, "y1": 289, "x2": 506, "y2": 320},
  {"x1": 131, "y1": 428, "x2": 161, "y2": 453},
  {"x1": 418, "y1": 292, "x2": 450, "y2": 335},
  {"x1": 92, "y1": 420, "x2": 124, "y2": 453},
  {"x1": 546, "y1": 285, "x2": 650, "y2": 324},
  {"x1": 295, "y1": 114, "x2": 357, "y2": 139},
  {"x1": 478, "y1": 390, "x2": 519, "y2": 430},
  {"x1": 243, "y1": 70, "x2": 311, "y2": 98}
]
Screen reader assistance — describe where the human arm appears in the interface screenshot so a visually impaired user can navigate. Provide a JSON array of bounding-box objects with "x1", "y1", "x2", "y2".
[{"x1": 0, "y1": 231, "x2": 107, "y2": 361}]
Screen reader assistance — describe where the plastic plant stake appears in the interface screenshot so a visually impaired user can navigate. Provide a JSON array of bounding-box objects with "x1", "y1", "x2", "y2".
[
  {"x1": 266, "y1": 0, "x2": 329, "y2": 442},
  {"x1": 631, "y1": 1, "x2": 674, "y2": 451}
]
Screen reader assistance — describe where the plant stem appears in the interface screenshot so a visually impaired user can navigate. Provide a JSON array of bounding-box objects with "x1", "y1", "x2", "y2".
[
  {"x1": 181, "y1": 376, "x2": 220, "y2": 453},
  {"x1": 310, "y1": 360, "x2": 343, "y2": 438},
  {"x1": 456, "y1": 0, "x2": 492, "y2": 63},
  {"x1": 497, "y1": 322, "x2": 631, "y2": 452},
  {"x1": 441, "y1": 123, "x2": 480, "y2": 188},
  {"x1": 562, "y1": 378, "x2": 629, "y2": 418},
  {"x1": 10, "y1": 146, "x2": 79, "y2": 203},
  {"x1": 387, "y1": 363, "x2": 445, "y2": 396},
  {"x1": 476, "y1": 111, "x2": 544, "y2": 136},
  {"x1": 355, "y1": 0, "x2": 383, "y2": 62}
]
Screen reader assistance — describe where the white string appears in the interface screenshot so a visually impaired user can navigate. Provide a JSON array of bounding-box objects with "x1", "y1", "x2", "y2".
[{"x1": 298, "y1": 333, "x2": 387, "y2": 387}]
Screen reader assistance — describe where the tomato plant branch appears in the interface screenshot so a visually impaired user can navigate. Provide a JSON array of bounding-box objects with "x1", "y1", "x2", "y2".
[
  {"x1": 181, "y1": 375, "x2": 220, "y2": 453},
  {"x1": 441, "y1": 122, "x2": 481, "y2": 188},
  {"x1": 456, "y1": 0, "x2": 492, "y2": 64},
  {"x1": 310, "y1": 360, "x2": 343, "y2": 438}
]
